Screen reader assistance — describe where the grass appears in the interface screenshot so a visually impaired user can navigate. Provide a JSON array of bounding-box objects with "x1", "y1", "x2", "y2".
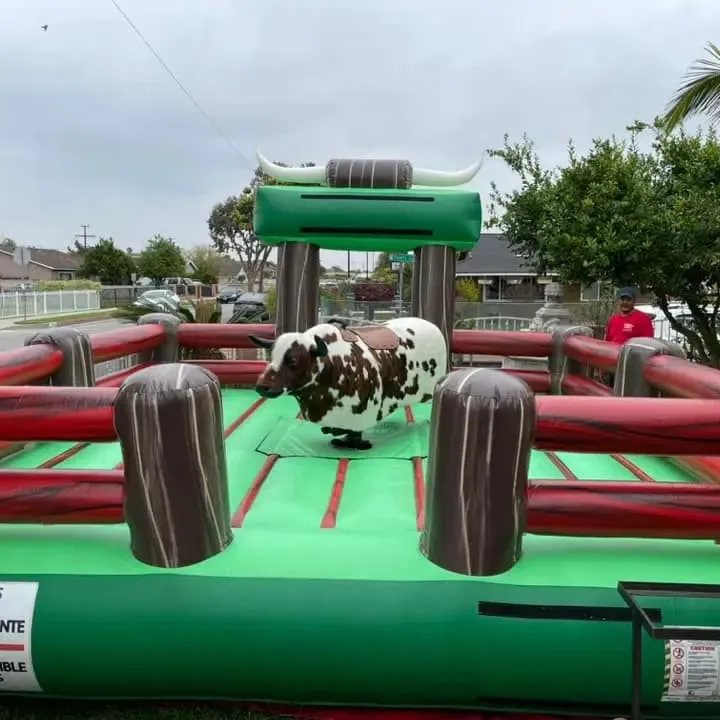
[
  {"x1": 10, "y1": 309, "x2": 119, "y2": 327},
  {"x1": 0, "y1": 699, "x2": 283, "y2": 720}
]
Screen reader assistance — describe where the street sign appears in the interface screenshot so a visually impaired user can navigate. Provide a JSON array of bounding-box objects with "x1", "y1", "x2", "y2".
[{"x1": 390, "y1": 253, "x2": 414, "y2": 264}]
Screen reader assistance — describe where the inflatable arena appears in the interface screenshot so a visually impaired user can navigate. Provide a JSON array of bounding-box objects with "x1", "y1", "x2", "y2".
[{"x1": 0, "y1": 152, "x2": 719, "y2": 720}]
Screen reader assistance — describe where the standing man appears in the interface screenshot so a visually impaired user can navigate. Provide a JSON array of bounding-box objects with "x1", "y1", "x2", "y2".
[{"x1": 605, "y1": 287, "x2": 654, "y2": 344}]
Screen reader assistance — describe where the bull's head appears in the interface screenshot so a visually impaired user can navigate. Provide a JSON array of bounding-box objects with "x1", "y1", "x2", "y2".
[{"x1": 250, "y1": 333, "x2": 329, "y2": 399}]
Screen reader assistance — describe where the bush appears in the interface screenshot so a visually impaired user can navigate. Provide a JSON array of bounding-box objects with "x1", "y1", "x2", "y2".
[
  {"x1": 35, "y1": 280, "x2": 102, "y2": 291},
  {"x1": 455, "y1": 278, "x2": 481, "y2": 302}
]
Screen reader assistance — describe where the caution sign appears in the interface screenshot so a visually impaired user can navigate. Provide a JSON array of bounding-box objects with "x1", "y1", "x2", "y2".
[
  {"x1": 663, "y1": 640, "x2": 720, "y2": 702},
  {"x1": 0, "y1": 582, "x2": 41, "y2": 692}
]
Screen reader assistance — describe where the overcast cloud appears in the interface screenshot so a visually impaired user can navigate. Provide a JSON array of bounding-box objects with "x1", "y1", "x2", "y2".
[{"x1": 0, "y1": 0, "x2": 717, "y2": 270}]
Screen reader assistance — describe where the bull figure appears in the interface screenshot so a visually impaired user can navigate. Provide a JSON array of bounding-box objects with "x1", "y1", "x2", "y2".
[{"x1": 250, "y1": 317, "x2": 447, "y2": 451}]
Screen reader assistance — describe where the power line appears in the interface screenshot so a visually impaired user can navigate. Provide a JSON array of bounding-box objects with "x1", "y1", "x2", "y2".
[
  {"x1": 75, "y1": 224, "x2": 97, "y2": 249},
  {"x1": 106, "y1": 0, "x2": 247, "y2": 163}
]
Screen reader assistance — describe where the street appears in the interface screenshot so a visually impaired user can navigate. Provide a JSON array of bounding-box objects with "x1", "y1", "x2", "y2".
[
  {"x1": 0, "y1": 319, "x2": 132, "y2": 353},
  {"x1": 0, "y1": 304, "x2": 237, "y2": 353}
]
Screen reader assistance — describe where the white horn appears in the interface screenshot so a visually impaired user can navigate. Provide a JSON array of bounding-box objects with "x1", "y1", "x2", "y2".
[
  {"x1": 256, "y1": 150, "x2": 327, "y2": 184},
  {"x1": 412, "y1": 159, "x2": 484, "y2": 187}
]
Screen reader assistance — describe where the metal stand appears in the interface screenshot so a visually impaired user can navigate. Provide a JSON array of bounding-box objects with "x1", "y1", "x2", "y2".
[{"x1": 617, "y1": 581, "x2": 720, "y2": 720}]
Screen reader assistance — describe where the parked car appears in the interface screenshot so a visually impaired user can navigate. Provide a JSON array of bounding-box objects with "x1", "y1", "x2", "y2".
[
  {"x1": 217, "y1": 286, "x2": 242, "y2": 304},
  {"x1": 230, "y1": 292, "x2": 270, "y2": 322},
  {"x1": 134, "y1": 288, "x2": 181, "y2": 310}
]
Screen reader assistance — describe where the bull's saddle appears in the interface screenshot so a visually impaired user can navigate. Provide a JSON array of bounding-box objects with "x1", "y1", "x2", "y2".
[{"x1": 339, "y1": 325, "x2": 400, "y2": 351}]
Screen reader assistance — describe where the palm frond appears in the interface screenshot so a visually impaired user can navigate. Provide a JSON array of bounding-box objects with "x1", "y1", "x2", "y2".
[{"x1": 662, "y1": 42, "x2": 720, "y2": 131}]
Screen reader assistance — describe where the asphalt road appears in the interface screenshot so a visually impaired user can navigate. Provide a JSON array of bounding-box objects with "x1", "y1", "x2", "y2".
[{"x1": 0, "y1": 304, "x2": 237, "y2": 354}]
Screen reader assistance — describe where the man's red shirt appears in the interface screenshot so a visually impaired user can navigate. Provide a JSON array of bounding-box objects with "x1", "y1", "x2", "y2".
[{"x1": 605, "y1": 309, "x2": 654, "y2": 344}]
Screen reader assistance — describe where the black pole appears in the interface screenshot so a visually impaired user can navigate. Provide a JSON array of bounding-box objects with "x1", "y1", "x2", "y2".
[
  {"x1": 75, "y1": 224, "x2": 96, "y2": 250},
  {"x1": 347, "y1": 250, "x2": 351, "y2": 279}
]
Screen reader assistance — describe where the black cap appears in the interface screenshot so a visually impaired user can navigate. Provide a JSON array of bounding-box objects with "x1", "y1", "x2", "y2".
[{"x1": 618, "y1": 287, "x2": 636, "y2": 299}]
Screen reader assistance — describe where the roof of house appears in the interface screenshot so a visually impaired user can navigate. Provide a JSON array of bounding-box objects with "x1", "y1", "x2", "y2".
[
  {"x1": 0, "y1": 247, "x2": 80, "y2": 271},
  {"x1": 27, "y1": 248, "x2": 80, "y2": 271},
  {"x1": 456, "y1": 233, "x2": 535, "y2": 276},
  {"x1": 218, "y1": 256, "x2": 243, "y2": 276}
]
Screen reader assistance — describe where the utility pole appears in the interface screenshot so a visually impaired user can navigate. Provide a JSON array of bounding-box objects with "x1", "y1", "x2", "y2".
[{"x1": 75, "y1": 224, "x2": 96, "y2": 250}]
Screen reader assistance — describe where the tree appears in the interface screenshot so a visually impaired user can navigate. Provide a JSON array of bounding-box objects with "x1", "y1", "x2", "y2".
[
  {"x1": 78, "y1": 236, "x2": 135, "y2": 285},
  {"x1": 487, "y1": 122, "x2": 720, "y2": 366},
  {"x1": 186, "y1": 245, "x2": 222, "y2": 284},
  {"x1": 662, "y1": 42, "x2": 720, "y2": 132},
  {"x1": 136, "y1": 235, "x2": 186, "y2": 283},
  {"x1": 207, "y1": 161, "x2": 316, "y2": 292},
  {"x1": 0, "y1": 237, "x2": 16, "y2": 252}
]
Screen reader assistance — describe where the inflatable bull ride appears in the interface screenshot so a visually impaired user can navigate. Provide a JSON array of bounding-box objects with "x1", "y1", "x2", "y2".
[
  {"x1": 12, "y1": 150, "x2": 720, "y2": 720},
  {"x1": 251, "y1": 316, "x2": 447, "y2": 450}
]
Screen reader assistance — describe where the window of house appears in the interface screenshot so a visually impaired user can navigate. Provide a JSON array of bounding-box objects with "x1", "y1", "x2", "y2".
[{"x1": 56, "y1": 272, "x2": 73, "y2": 281}]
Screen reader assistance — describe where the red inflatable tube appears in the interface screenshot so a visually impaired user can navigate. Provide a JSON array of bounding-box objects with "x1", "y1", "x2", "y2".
[
  {"x1": 95, "y1": 361, "x2": 155, "y2": 388},
  {"x1": 183, "y1": 362, "x2": 552, "y2": 392},
  {"x1": 0, "y1": 386, "x2": 117, "y2": 442},
  {"x1": 186, "y1": 361, "x2": 552, "y2": 394},
  {"x1": 672, "y1": 456, "x2": 720, "y2": 484},
  {"x1": 186, "y1": 360, "x2": 268, "y2": 386},
  {"x1": 0, "y1": 469, "x2": 123, "y2": 523},
  {"x1": 91, "y1": 324, "x2": 166, "y2": 363},
  {"x1": 178, "y1": 323, "x2": 275, "y2": 350},
  {"x1": 6, "y1": 386, "x2": 720, "y2": 453},
  {"x1": 503, "y1": 369, "x2": 550, "y2": 393},
  {"x1": 177, "y1": 325, "x2": 554, "y2": 357},
  {"x1": 561, "y1": 374, "x2": 612, "y2": 396},
  {"x1": 564, "y1": 335, "x2": 619, "y2": 373},
  {"x1": 528, "y1": 482, "x2": 720, "y2": 539},
  {"x1": 645, "y1": 354, "x2": 720, "y2": 398},
  {"x1": 534, "y1": 396, "x2": 720, "y2": 454},
  {"x1": 0, "y1": 344, "x2": 63, "y2": 385},
  {"x1": 3, "y1": 470, "x2": 720, "y2": 540},
  {"x1": 452, "y1": 329, "x2": 552, "y2": 357}
]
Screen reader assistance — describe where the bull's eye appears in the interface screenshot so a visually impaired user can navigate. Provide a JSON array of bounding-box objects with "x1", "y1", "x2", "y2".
[{"x1": 284, "y1": 356, "x2": 298, "y2": 369}]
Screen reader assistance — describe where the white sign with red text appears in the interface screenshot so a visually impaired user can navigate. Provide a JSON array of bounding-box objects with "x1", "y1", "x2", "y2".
[{"x1": 0, "y1": 582, "x2": 41, "y2": 692}]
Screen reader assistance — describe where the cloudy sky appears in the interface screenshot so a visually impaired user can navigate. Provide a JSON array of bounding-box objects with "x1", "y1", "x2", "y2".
[{"x1": 0, "y1": 0, "x2": 717, "y2": 270}]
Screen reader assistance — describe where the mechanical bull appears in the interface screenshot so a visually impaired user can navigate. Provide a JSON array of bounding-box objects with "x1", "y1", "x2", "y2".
[{"x1": 250, "y1": 317, "x2": 447, "y2": 450}]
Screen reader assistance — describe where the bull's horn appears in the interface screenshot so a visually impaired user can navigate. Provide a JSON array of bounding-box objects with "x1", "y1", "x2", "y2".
[
  {"x1": 412, "y1": 159, "x2": 483, "y2": 187},
  {"x1": 256, "y1": 150, "x2": 327, "y2": 184}
]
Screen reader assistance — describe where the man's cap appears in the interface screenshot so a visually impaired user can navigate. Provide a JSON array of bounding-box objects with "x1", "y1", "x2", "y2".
[{"x1": 618, "y1": 287, "x2": 637, "y2": 299}]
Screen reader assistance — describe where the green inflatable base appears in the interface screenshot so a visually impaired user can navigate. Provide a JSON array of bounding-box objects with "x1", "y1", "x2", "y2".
[{"x1": 0, "y1": 389, "x2": 718, "y2": 719}]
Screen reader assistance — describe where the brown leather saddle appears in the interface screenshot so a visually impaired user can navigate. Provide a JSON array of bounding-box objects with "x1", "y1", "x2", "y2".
[{"x1": 340, "y1": 325, "x2": 400, "y2": 351}]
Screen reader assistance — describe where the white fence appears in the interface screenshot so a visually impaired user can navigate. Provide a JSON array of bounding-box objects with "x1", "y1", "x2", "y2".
[{"x1": 0, "y1": 290, "x2": 101, "y2": 320}]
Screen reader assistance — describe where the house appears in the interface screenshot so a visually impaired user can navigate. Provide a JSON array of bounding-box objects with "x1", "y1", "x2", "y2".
[
  {"x1": 456, "y1": 233, "x2": 561, "y2": 301},
  {"x1": 0, "y1": 247, "x2": 80, "y2": 288}
]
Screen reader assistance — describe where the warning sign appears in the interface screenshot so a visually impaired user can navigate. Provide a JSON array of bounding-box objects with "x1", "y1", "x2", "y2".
[
  {"x1": 663, "y1": 640, "x2": 720, "y2": 702},
  {"x1": 0, "y1": 582, "x2": 41, "y2": 692}
]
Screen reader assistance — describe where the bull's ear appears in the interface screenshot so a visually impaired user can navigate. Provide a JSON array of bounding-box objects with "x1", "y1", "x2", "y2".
[
  {"x1": 249, "y1": 335, "x2": 274, "y2": 351},
  {"x1": 312, "y1": 335, "x2": 328, "y2": 358}
]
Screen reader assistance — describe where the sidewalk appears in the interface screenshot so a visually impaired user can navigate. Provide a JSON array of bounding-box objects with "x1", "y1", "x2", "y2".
[{"x1": 0, "y1": 308, "x2": 115, "y2": 330}]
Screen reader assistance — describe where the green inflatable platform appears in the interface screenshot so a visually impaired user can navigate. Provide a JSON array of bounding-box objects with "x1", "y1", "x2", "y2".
[{"x1": 1, "y1": 388, "x2": 719, "y2": 718}]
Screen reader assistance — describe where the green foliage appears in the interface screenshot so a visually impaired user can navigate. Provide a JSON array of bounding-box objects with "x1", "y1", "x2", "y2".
[
  {"x1": 77, "y1": 237, "x2": 135, "y2": 285},
  {"x1": 186, "y1": 245, "x2": 221, "y2": 285},
  {"x1": 662, "y1": 42, "x2": 720, "y2": 131},
  {"x1": 207, "y1": 162, "x2": 316, "y2": 292},
  {"x1": 0, "y1": 237, "x2": 16, "y2": 252},
  {"x1": 35, "y1": 279, "x2": 102, "y2": 291},
  {"x1": 136, "y1": 235, "x2": 186, "y2": 283},
  {"x1": 115, "y1": 298, "x2": 219, "y2": 326},
  {"x1": 372, "y1": 251, "x2": 412, "y2": 300},
  {"x1": 455, "y1": 277, "x2": 481, "y2": 302},
  {"x1": 487, "y1": 122, "x2": 720, "y2": 365}
]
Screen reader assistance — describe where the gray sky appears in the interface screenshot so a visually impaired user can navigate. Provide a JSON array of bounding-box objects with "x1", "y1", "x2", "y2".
[{"x1": 0, "y1": 0, "x2": 717, "y2": 270}]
